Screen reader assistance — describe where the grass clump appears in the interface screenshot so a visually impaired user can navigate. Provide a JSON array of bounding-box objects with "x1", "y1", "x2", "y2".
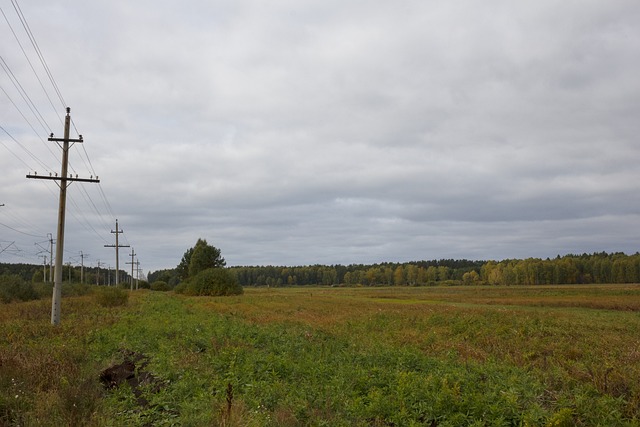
[{"x1": 93, "y1": 286, "x2": 129, "y2": 307}]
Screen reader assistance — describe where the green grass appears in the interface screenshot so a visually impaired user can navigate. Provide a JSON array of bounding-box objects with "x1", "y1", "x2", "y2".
[{"x1": 1, "y1": 285, "x2": 640, "y2": 425}]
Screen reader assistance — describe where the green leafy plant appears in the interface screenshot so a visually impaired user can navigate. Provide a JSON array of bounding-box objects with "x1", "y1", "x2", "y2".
[
  {"x1": 176, "y1": 268, "x2": 242, "y2": 296},
  {"x1": 0, "y1": 274, "x2": 38, "y2": 303},
  {"x1": 150, "y1": 280, "x2": 171, "y2": 291},
  {"x1": 93, "y1": 286, "x2": 129, "y2": 307}
]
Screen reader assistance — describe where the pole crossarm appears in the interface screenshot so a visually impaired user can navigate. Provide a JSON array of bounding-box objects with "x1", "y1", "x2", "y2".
[
  {"x1": 26, "y1": 174, "x2": 100, "y2": 183},
  {"x1": 48, "y1": 136, "x2": 83, "y2": 143}
]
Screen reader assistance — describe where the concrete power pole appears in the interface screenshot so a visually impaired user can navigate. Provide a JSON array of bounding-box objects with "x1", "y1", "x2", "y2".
[
  {"x1": 40, "y1": 255, "x2": 47, "y2": 281},
  {"x1": 104, "y1": 219, "x2": 129, "y2": 287},
  {"x1": 27, "y1": 108, "x2": 100, "y2": 325},
  {"x1": 48, "y1": 233, "x2": 54, "y2": 283},
  {"x1": 135, "y1": 260, "x2": 141, "y2": 290},
  {"x1": 126, "y1": 248, "x2": 136, "y2": 291},
  {"x1": 79, "y1": 251, "x2": 87, "y2": 284}
]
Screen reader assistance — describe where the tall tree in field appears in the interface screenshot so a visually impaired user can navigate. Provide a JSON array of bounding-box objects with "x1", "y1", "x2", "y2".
[
  {"x1": 177, "y1": 239, "x2": 226, "y2": 280},
  {"x1": 176, "y1": 246, "x2": 195, "y2": 280},
  {"x1": 188, "y1": 238, "x2": 226, "y2": 278}
]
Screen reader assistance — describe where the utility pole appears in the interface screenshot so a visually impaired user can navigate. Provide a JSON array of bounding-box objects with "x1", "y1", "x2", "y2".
[
  {"x1": 135, "y1": 260, "x2": 141, "y2": 290},
  {"x1": 96, "y1": 260, "x2": 101, "y2": 286},
  {"x1": 104, "y1": 219, "x2": 129, "y2": 287},
  {"x1": 48, "y1": 233, "x2": 54, "y2": 283},
  {"x1": 126, "y1": 248, "x2": 136, "y2": 291},
  {"x1": 27, "y1": 108, "x2": 100, "y2": 325},
  {"x1": 79, "y1": 251, "x2": 87, "y2": 284}
]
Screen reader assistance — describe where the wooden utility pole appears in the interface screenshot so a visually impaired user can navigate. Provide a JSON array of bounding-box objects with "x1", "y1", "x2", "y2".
[
  {"x1": 27, "y1": 108, "x2": 99, "y2": 325},
  {"x1": 104, "y1": 219, "x2": 129, "y2": 287}
]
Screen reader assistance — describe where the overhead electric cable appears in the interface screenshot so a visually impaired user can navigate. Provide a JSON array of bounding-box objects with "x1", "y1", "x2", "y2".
[
  {"x1": 0, "y1": 83, "x2": 60, "y2": 167},
  {"x1": 0, "y1": 204, "x2": 49, "y2": 237},
  {"x1": 0, "y1": 123, "x2": 51, "y2": 170},
  {"x1": 0, "y1": 221, "x2": 45, "y2": 238},
  {"x1": 0, "y1": 55, "x2": 51, "y2": 134},
  {"x1": 10, "y1": 0, "x2": 66, "y2": 108},
  {"x1": 0, "y1": 6, "x2": 63, "y2": 126}
]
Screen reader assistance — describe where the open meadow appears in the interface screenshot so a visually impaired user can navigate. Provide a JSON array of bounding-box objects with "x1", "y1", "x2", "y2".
[{"x1": 2, "y1": 285, "x2": 640, "y2": 426}]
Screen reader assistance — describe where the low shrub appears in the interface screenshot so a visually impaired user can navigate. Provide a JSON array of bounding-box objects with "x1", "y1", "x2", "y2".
[
  {"x1": 62, "y1": 283, "x2": 92, "y2": 297},
  {"x1": 150, "y1": 280, "x2": 171, "y2": 291},
  {"x1": 175, "y1": 268, "x2": 243, "y2": 296},
  {"x1": 93, "y1": 287, "x2": 129, "y2": 307},
  {"x1": 32, "y1": 282, "x2": 53, "y2": 298},
  {"x1": 0, "y1": 274, "x2": 39, "y2": 303}
]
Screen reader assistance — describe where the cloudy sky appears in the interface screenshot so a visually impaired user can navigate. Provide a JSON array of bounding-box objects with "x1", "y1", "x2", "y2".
[{"x1": 1, "y1": 0, "x2": 639, "y2": 274}]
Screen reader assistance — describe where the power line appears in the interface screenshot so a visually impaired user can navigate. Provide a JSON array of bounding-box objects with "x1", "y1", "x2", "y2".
[
  {"x1": 0, "y1": 221, "x2": 44, "y2": 238},
  {"x1": 9, "y1": 0, "x2": 66, "y2": 109},
  {"x1": 0, "y1": 6, "x2": 63, "y2": 126},
  {"x1": 0, "y1": 82, "x2": 60, "y2": 165},
  {"x1": 0, "y1": 55, "x2": 51, "y2": 134},
  {"x1": 0, "y1": 123, "x2": 51, "y2": 171}
]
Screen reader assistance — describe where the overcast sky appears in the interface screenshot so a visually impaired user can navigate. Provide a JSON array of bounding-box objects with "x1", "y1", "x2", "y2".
[{"x1": 1, "y1": 0, "x2": 639, "y2": 274}]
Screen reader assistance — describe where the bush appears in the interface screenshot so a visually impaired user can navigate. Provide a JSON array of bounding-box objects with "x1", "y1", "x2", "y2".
[
  {"x1": 0, "y1": 274, "x2": 39, "y2": 303},
  {"x1": 150, "y1": 280, "x2": 171, "y2": 291},
  {"x1": 175, "y1": 268, "x2": 243, "y2": 296},
  {"x1": 62, "y1": 283, "x2": 92, "y2": 297},
  {"x1": 33, "y1": 282, "x2": 53, "y2": 299},
  {"x1": 93, "y1": 287, "x2": 129, "y2": 307}
]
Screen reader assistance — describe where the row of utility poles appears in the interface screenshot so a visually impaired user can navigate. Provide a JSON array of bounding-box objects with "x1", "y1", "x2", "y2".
[
  {"x1": 33, "y1": 237, "x2": 142, "y2": 289},
  {"x1": 104, "y1": 218, "x2": 143, "y2": 290},
  {"x1": 25, "y1": 108, "x2": 143, "y2": 326}
]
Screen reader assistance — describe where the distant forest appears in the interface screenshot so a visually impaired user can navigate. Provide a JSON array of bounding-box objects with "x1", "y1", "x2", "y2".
[
  {"x1": 4, "y1": 252, "x2": 640, "y2": 288},
  {"x1": 147, "y1": 252, "x2": 640, "y2": 287}
]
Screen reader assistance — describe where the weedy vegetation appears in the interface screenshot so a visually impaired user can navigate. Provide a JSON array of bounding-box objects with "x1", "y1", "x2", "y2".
[{"x1": 1, "y1": 285, "x2": 640, "y2": 426}]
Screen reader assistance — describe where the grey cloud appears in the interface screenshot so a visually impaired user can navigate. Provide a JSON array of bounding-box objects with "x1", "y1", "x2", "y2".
[{"x1": 1, "y1": 0, "x2": 639, "y2": 271}]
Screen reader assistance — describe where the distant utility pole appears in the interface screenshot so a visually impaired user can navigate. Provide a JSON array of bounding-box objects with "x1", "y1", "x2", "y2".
[
  {"x1": 79, "y1": 251, "x2": 88, "y2": 284},
  {"x1": 135, "y1": 260, "x2": 141, "y2": 290},
  {"x1": 48, "y1": 233, "x2": 54, "y2": 283},
  {"x1": 104, "y1": 219, "x2": 129, "y2": 287},
  {"x1": 41, "y1": 255, "x2": 47, "y2": 281},
  {"x1": 96, "y1": 260, "x2": 101, "y2": 286},
  {"x1": 27, "y1": 108, "x2": 100, "y2": 325},
  {"x1": 126, "y1": 248, "x2": 136, "y2": 291}
]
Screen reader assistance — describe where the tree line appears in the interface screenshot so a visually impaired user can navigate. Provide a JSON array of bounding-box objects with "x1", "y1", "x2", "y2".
[
  {"x1": 226, "y1": 254, "x2": 636, "y2": 287},
  {"x1": 148, "y1": 251, "x2": 640, "y2": 287},
  {"x1": 6, "y1": 251, "x2": 640, "y2": 288}
]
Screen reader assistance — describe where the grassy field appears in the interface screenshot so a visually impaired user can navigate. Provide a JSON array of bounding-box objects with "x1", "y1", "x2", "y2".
[{"x1": 1, "y1": 285, "x2": 640, "y2": 426}]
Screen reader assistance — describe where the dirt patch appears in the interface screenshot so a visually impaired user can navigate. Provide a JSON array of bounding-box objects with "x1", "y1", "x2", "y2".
[{"x1": 99, "y1": 349, "x2": 164, "y2": 407}]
